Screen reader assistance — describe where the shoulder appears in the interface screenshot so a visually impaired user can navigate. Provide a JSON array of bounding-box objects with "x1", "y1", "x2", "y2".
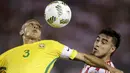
[
  {"x1": 107, "y1": 61, "x2": 115, "y2": 68},
  {"x1": 0, "y1": 45, "x2": 24, "y2": 58},
  {"x1": 37, "y1": 40, "x2": 63, "y2": 46},
  {"x1": 38, "y1": 40, "x2": 58, "y2": 43}
]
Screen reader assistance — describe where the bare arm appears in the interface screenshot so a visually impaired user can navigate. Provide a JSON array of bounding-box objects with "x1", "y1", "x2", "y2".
[
  {"x1": 74, "y1": 52, "x2": 123, "y2": 73},
  {"x1": 74, "y1": 52, "x2": 108, "y2": 69}
]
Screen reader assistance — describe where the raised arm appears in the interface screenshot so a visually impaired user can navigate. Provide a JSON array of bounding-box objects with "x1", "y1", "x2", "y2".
[
  {"x1": 51, "y1": 40, "x2": 123, "y2": 73},
  {"x1": 74, "y1": 52, "x2": 108, "y2": 69},
  {"x1": 74, "y1": 52, "x2": 123, "y2": 73}
]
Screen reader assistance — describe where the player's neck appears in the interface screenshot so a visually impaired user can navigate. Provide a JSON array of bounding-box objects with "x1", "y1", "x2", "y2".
[
  {"x1": 101, "y1": 55, "x2": 111, "y2": 62},
  {"x1": 22, "y1": 36, "x2": 40, "y2": 44}
]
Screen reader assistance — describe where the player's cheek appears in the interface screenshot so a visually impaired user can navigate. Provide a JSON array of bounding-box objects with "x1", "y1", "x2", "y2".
[
  {"x1": 38, "y1": 31, "x2": 41, "y2": 35},
  {"x1": 100, "y1": 50, "x2": 105, "y2": 55}
]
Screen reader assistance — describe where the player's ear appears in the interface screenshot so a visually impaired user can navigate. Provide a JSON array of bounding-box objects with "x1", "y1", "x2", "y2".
[
  {"x1": 20, "y1": 29, "x2": 24, "y2": 35},
  {"x1": 20, "y1": 24, "x2": 26, "y2": 36},
  {"x1": 111, "y1": 46, "x2": 116, "y2": 53}
]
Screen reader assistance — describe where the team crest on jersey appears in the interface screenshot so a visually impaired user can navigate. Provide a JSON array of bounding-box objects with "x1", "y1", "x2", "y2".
[{"x1": 39, "y1": 43, "x2": 45, "y2": 48}]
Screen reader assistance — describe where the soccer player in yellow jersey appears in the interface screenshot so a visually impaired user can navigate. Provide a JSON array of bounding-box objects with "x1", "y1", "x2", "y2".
[{"x1": 0, "y1": 19, "x2": 123, "y2": 73}]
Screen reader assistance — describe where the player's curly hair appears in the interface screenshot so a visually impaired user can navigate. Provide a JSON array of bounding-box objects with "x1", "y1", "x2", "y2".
[{"x1": 99, "y1": 28, "x2": 121, "y2": 49}]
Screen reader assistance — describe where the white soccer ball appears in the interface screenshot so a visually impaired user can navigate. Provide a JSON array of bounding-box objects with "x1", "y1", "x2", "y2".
[{"x1": 45, "y1": 1, "x2": 72, "y2": 28}]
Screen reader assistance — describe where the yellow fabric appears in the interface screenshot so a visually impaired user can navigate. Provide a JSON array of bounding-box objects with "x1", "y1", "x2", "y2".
[{"x1": 0, "y1": 40, "x2": 77, "y2": 73}]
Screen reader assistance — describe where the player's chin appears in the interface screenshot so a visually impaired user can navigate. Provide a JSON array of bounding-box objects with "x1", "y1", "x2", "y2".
[
  {"x1": 32, "y1": 36, "x2": 40, "y2": 39},
  {"x1": 93, "y1": 53, "x2": 102, "y2": 58},
  {"x1": 31, "y1": 33, "x2": 40, "y2": 38},
  {"x1": 28, "y1": 35, "x2": 39, "y2": 39}
]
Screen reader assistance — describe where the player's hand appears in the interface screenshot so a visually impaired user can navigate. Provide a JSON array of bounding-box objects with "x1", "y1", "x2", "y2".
[{"x1": 109, "y1": 67, "x2": 124, "y2": 73}]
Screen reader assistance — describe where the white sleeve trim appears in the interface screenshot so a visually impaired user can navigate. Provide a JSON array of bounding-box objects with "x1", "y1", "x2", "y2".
[{"x1": 60, "y1": 46, "x2": 73, "y2": 59}]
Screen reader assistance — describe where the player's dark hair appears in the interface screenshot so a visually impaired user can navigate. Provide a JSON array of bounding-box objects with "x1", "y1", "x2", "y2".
[{"x1": 99, "y1": 28, "x2": 121, "y2": 49}]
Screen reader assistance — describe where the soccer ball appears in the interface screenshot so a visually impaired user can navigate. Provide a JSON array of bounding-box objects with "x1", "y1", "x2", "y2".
[{"x1": 44, "y1": 1, "x2": 72, "y2": 28}]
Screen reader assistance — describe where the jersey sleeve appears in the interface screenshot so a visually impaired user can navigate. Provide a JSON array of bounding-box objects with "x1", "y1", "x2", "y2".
[
  {"x1": 52, "y1": 40, "x2": 78, "y2": 60},
  {"x1": 0, "y1": 52, "x2": 8, "y2": 71},
  {"x1": 0, "y1": 52, "x2": 7, "y2": 67},
  {"x1": 0, "y1": 48, "x2": 13, "y2": 67}
]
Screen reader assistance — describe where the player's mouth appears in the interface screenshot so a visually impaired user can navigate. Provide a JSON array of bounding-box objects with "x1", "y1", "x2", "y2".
[
  {"x1": 93, "y1": 47, "x2": 97, "y2": 51},
  {"x1": 92, "y1": 47, "x2": 98, "y2": 55},
  {"x1": 93, "y1": 47, "x2": 99, "y2": 53},
  {"x1": 33, "y1": 30, "x2": 37, "y2": 33}
]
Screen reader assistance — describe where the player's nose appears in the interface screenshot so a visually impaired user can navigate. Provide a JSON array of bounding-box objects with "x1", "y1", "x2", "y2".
[{"x1": 95, "y1": 42, "x2": 101, "y2": 48}]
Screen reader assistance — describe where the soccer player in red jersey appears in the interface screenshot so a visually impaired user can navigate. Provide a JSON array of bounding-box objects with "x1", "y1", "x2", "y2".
[{"x1": 81, "y1": 28, "x2": 122, "y2": 73}]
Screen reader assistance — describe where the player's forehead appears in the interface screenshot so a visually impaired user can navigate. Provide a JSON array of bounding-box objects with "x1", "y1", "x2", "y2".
[
  {"x1": 97, "y1": 34, "x2": 113, "y2": 41},
  {"x1": 25, "y1": 20, "x2": 40, "y2": 26},
  {"x1": 22, "y1": 19, "x2": 42, "y2": 28}
]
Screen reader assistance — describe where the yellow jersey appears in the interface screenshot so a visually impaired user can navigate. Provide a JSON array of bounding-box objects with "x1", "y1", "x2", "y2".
[{"x1": 0, "y1": 40, "x2": 78, "y2": 73}]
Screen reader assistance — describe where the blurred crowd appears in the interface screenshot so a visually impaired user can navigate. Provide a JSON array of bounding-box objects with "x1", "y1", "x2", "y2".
[{"x1": 0, "y1": 0, "x2": 130, "y2": 73}]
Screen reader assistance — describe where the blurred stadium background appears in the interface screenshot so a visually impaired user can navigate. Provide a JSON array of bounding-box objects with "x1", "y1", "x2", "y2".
[{"x1": 0, "y1": 0, "x2": 130, "y2": 73}]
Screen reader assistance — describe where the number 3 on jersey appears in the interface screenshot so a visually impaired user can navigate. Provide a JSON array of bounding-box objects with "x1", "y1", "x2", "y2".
[{"x1": 23, "y1": 50, "x2": 30, "y2": 58}]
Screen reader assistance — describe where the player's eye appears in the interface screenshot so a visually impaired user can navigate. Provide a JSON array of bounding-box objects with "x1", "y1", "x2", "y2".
[
  {"x1": 36, "y1": 24, "x2": 41, "y2": 29},
  {"x1": 34, "y1": 25, "x2": 41, "y2": 30},
  {"x1": 102, "y1": 40, "x2": 107, "y2": 44},
  {"x1": 102, "y1": 41, "x2": 105, "y2": 44},
  {"x1": 30, "y1": 23, "x2": 33, "y2": 26},
  {"x1": 96, "y1": 38, "x2": 100, "y2": 42}
]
